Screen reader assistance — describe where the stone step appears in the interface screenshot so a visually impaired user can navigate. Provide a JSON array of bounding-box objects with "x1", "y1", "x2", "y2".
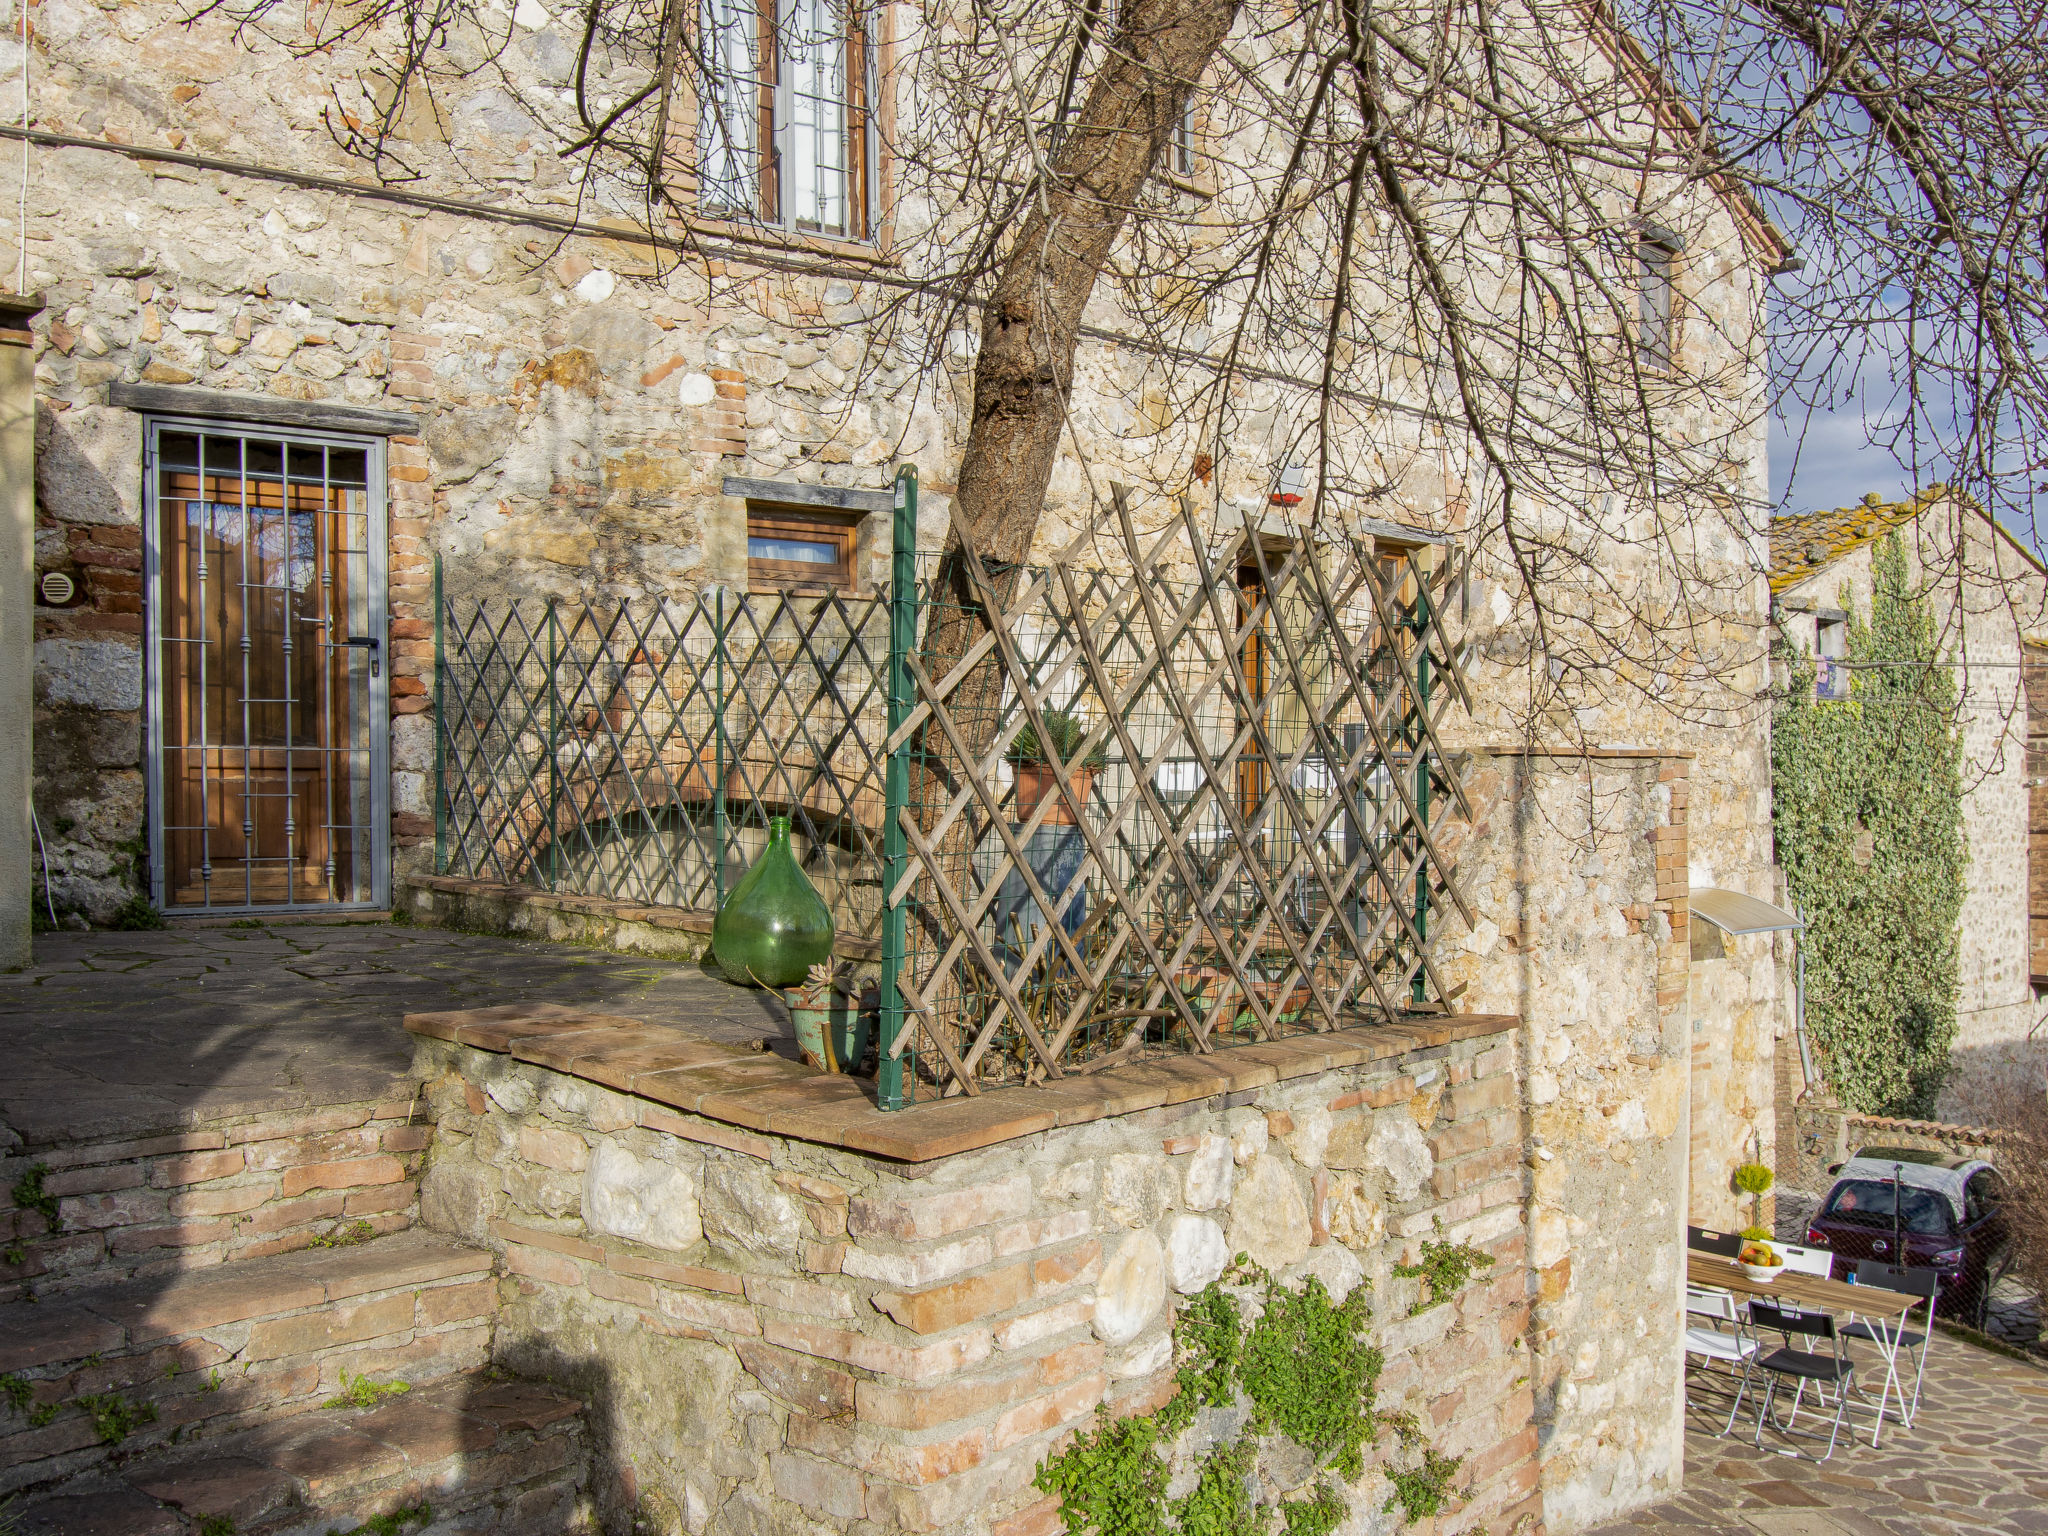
[
  {"x1": 0, "y1": 1230, "x2": 497, "y2": 1497},
  {"x1": 1, "y1": 1097, "x2": 431, "y2": 1302},
  {"x1": 7, "y1": 1371, "x2": 591, "y2": 1535}
]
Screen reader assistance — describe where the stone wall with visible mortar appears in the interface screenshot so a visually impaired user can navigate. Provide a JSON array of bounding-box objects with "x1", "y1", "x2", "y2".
[
  {"x1": 409, "y1": 1026, "x2": 1539, "y2": 1536},
  {"x1": 14, "y1": 0, "x2": 1774, "y2": 942},
  {"x1": 1433, "y1": 754, "x2": 1696, "y2": 1532}
]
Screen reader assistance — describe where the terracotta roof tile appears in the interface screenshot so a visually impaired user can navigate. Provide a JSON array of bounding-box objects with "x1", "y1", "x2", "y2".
[{"x1": 1768, "y1": 487, "x2": 1946, "y2": 594}]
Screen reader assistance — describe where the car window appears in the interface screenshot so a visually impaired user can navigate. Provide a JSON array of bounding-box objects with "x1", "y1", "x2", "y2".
[
  {"x1": 1966, "y1": 1170, "x2": 2004, "y2": 1222},
  {"x1": 1821, "y1": 1179, "x2": 1956, "y2": 1236}
]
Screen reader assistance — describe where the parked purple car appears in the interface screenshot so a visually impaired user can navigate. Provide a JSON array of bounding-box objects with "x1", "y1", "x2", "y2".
[{"x1": 1803, "y1": 1146, "x2": 2012, "y2": 1326}]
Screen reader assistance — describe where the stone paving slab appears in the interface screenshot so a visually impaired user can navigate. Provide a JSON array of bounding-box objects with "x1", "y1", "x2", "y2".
[
  {"x1": 0, "y1": 923, "x2": 788, "y2": 1149},
  {"x1": 1590, "y1": 1332, "x2": 2048, "y2": 1536}
]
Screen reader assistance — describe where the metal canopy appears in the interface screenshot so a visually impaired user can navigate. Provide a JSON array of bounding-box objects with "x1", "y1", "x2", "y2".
[{"x1": 1690, "y1": 887, "x2": 1803, "y2": 935}]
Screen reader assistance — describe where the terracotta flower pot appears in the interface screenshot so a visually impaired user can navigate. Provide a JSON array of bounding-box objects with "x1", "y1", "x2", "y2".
[{"x1": 1015, "y1": 763, "x2": 1098, "y2": 825}]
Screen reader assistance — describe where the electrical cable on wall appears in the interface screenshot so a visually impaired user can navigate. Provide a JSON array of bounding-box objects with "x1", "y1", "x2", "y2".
[{"x1": 30, "y1": 803, "x2": 55, "y2": 927}]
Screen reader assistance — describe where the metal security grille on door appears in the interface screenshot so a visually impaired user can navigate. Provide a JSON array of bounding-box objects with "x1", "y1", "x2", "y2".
[{"x1": 145, "y1": 421, "x2": 390, "y2": 910}]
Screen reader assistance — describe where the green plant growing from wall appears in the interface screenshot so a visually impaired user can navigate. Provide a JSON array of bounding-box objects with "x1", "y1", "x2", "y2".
[
  {"x1": 79, "y1": 1392, "x2": 156, "y2": 1445},
  {"x1": 9, "y1": 1165, "x2": 59, "y2": 1235},
  {"x1": 323, "y1": 1371, "x2": 411, "y2": 1410},
  {"x1": 1391, "y1": 1230, "x2": 1496, "y2": 1314},
  {"x1": 1772, "y1": 531, "x2": 1965, "y2": 1117},
  {"x1": 1037, "y1": 1257, "x2": 1482, "y2": 1536}
]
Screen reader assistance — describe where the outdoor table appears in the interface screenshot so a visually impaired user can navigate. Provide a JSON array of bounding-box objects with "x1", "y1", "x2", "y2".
[{"x1": 1687, "y1": 1253, "x2": 1923, "y2": 1447}]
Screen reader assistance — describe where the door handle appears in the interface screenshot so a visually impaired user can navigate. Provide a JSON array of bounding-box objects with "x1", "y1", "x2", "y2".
[{"x1": 342, "y1": 636, "x2": 382, "y2": 678}]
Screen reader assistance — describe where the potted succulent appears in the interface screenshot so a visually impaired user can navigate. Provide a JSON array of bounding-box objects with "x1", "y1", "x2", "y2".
[
  {"x1": 785, "y1": 961, "x2": 876, "y2": 1074},
  {"x1": 1006, "y1": 706, "x2": 1106, "y2": 825}
]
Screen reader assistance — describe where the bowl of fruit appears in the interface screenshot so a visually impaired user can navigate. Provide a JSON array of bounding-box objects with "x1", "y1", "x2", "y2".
[{"x1": 1738, "y1": 1243, "x2": 1785, "y2": 1282}]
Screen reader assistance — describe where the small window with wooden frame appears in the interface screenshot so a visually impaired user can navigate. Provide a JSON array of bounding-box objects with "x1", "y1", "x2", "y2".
[{"x1": 746, "y1": 503, "x2": 861, "y2": 591}]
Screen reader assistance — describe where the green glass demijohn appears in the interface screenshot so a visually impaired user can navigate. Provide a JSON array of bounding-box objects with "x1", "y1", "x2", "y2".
[{"x1": 712, "y1": 817, "x2": 835, "y2": 987}]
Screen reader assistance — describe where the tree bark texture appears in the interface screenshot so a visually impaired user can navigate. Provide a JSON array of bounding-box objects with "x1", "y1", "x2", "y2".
[
  {"x1": 904, "y1": 0, "x2": 1243, "y2": 1067},
  {"x1": 916, "y1": 0, "x2": 1245, "y2": 790}
]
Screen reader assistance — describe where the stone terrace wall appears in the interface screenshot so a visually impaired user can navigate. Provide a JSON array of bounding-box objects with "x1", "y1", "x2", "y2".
[
  {"x1": 0, "y1": 1095, "x2": 428, "y2": 1302},
  {"x1": 408, "y1": 1023, "x2": 1538, "y2": 1536}
]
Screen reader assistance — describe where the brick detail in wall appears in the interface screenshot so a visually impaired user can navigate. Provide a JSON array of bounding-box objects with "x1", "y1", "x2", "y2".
[
  {"x1": 386, "y1": 424, "x2": 435, "y2": 850},
  {"x1": 698, "y1": 368, "x2": 748, "y2": 457},
  {"x1": 61, "y1": 522, "x2": 145, "y2": 625}
]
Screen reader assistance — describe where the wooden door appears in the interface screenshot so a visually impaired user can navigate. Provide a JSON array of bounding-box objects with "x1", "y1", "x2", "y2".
[{"x1": 148, "y1": 425, "x2": 386, "y2": 909}]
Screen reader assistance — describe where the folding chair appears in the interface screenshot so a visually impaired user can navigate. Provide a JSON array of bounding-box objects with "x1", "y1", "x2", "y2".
[
  {"x1": 1687, "y1": 1225, "x2": 1742, "y2": 1258},
  {"x1": 1683, "y1": 1285, "x2": 1755, "y2": 1434},
  {"x1": 1774, "y1": 1242, "x2": 1835, "y2": 1278},
  {"x1": 1733, "y1": 1301, "x2": 1860, "y2": 1462},
  {"x1": 1845, "y1": 1261, "x2": 1938, "y2": 1429}
]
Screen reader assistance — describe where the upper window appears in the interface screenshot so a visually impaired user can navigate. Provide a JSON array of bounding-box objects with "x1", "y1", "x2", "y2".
[
  {"x1": 698, "y1": 0, "x2": 876, "y2": 242},
  {"x1": 1637, "y1": 235, "x2": 1678, "y2": 370},
  {"x1": 1172, "y1": 98, "x2": 1197, "y2": 179},
  {"x1": 1816, "y1": 616, "x2": 1848, "y2": 700},
  {"x1": 747, "y1": 504, "x2": 860, "y2": 591}
]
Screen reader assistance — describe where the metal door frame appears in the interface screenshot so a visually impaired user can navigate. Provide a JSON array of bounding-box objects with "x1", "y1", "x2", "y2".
[{"x1": 142, "y1": 414, "x2": 392, "y2": 912}]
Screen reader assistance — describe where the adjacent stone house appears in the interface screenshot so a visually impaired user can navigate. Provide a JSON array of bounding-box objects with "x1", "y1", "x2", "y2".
[
  {"x1": 10, "y1": 1, "x2": 1798, "y2": 1530},
  {"x1": 1770, "y1": 491, "x2": 2048, "y2": 1114}
]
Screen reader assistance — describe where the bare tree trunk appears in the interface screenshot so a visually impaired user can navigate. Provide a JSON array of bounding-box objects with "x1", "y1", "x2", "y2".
[
  {"x1": 956, "y1": 0, "x2": 1241, "y2": 563},
  {"x1": 904, "y1": 0, "x2": 1242, "y2": 1068},
  {"x1": 916, "y1": 0, "x2": 1243, "y2": 784}
]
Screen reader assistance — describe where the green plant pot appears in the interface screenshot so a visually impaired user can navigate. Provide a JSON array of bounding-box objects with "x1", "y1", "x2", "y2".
[
  {"x1": 787, "y1": 986, "x2": 876, "y2": 1074},
  {"x1": 712, "y1": 816, "x2": 834, "y2": 988}
]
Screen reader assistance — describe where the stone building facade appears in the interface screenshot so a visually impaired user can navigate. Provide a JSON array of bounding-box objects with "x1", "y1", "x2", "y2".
[
  {"x1": 11, "y1": 0, "x2": 1794, "y2": 1530},
  {"x1": 1770, "y1": 493, "x2": 2048, "y2": 1114}
]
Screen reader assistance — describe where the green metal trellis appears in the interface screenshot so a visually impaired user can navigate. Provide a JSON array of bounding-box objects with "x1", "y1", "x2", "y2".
[{"x1": 432, "y1": 470, "x2": 1476, "y2": 1107}]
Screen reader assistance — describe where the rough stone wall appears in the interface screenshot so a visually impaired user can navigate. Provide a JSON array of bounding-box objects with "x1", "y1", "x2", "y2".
[
  {"x1": 1433, "y1": 755, "x2": 1692, "y2": 1530},
  {"x1": 16, "y1": 0, "x2": 1772, "y2": 936},
  {"x1": 1774, "y1": 502, "x2": 2048, "y2": 1115},
  {"x1": 410, "y1": 1027, "x2": 1538, "y2": 1536}
]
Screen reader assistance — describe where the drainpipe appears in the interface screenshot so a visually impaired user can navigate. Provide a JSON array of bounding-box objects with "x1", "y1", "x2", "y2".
[{"x1": 1792, "y1": 901, "x2": 1816, "y2": 1090}]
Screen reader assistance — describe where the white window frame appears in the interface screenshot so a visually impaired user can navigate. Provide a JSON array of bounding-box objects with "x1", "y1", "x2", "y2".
[{"x1": 697, "y1": 0, "x2": 878, "y2": 243}]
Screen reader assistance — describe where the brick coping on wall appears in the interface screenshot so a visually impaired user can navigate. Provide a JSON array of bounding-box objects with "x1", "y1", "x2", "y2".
[{"x1": 401, "y1": 1004, "x2": 1521, "y2": 1165}]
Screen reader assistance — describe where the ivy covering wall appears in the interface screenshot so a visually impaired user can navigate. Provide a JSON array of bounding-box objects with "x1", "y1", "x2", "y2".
[
  {"x1": 1772, "y1": 533, "x2": 1965, "y2": 1117},
  {"x1": 1035, "y1": 1240, "x2": 1495, "y2": 1536}
]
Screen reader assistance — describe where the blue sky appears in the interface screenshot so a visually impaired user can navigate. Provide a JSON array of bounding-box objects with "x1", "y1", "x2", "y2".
[
  {"x1": 1771, "y1": 397, "x2": 2047, "y2": 559},
  {"x1": 1770, "y1": 401, "x2": 1918, "y2": 512}
]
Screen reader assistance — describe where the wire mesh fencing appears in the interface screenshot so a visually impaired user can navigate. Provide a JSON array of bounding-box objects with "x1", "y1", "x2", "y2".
[
  {"x1": 435, "y1": 585, "x2": 893, "y2": 947},
  {"x1": 879, "y1": 488, "x2": 1481, "y2": 1103}
]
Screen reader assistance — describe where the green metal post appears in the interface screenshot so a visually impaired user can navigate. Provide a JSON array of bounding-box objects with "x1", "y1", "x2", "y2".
[
  {"x1": 714, "y1": 588, "x2": 728, "y2": 908},
  {"x1": 547, "y1": 599, "x2": 560, "y2": 889},
  {"x1": 432, "y1": 554, "x2": 446, "y2": 874},
  {"x1": 878, "y1": 463, "x2": 918, "y2": 1111},
  {"x1": 1411, "y1": 565, "x2": 1431, "y2": 1007}
]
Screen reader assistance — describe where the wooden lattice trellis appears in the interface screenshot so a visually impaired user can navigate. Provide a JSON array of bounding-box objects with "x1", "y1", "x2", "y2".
[
  {"x1": 433, "y1": 471, "x2": 1480, "y2": 1109},
  {"x1": 880, "y1": 486, "x2": 1479, "y2": 1102}
]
